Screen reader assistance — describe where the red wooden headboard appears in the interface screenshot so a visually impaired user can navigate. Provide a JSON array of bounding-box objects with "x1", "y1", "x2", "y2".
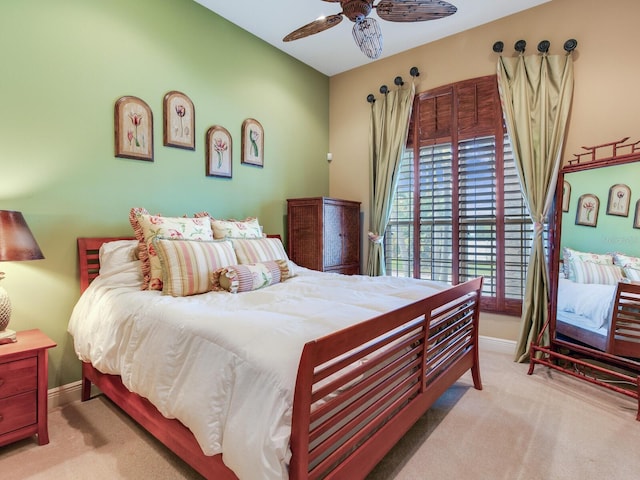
[
  {"x1": 77, "y1": 234, "x2": 282, "y2": 293},
  {"x1": 77, "y1": 237, "x2": 134, "y2": 293}
]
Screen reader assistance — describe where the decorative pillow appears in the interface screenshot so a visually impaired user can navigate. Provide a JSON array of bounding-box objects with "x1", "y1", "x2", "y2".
[
  {"x1": 130, "y1": 207, "x2": 213, "y2": 290},
  {"x1": 613, "y1": 252, "x2": 640, "y2": 270},
  {"x1": 624, "y1": 267, "x2": 640, "y2": 282},
  {"x1": 569, "y1": 259, "x2": 624, "y2": 285},
  {"x1": 231, "y1": 237, "x2": 296, "y2": 276},
  {"x1": 153, "y1": 238, "x2": 237, "y2": 297},
  {"x1": 212, "y1": 260, "x2": 290, "y2": 293},
  {"x1": 562, "y1": 247, "x2": 613, "y2": 280},
  {"x1": 99, "y1": 239, "x2": 139, "y2": 276},
  {"x1": 194, "y1": 212, "x2": 263, "y2": 239}
]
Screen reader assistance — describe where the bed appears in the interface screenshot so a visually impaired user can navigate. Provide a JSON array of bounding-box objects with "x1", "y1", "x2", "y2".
[{"x1": 69, "y1": 236, "x2": 483, "y2": 480}]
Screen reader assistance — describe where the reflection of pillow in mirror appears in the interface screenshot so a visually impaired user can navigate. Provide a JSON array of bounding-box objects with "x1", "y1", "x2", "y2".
[
  {"x1": 562, "y1": 247, "x2": 613, "y2": 280},
  {"x1": 613, "y1": 252, "x2": 640, "y2": 270},
  {"x1": 624, "y1": 267, "x2": 640, "y2": 282},
  {"x1": 570, "y1": 259, "x2": 624, "y2": 285}
]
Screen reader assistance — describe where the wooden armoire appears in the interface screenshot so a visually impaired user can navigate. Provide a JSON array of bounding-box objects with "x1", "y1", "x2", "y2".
[{"x1": 287, "y1": 197, "x2": 361, "y2": 275}]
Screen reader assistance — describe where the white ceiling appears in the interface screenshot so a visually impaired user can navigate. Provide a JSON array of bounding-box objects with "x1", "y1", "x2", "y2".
[{"x1": 194, "y1": 0, "x2": 551, "y2": 76}]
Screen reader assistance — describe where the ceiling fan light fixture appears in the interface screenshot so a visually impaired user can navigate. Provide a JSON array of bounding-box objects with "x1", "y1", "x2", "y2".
[{"x1": 352, "y1": 17, "x2": 383, "y2": 60}]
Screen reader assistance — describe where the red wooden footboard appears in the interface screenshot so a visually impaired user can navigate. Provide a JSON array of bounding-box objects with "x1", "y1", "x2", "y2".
[
  {"x1": 290, "y1": 277, "x2": 483, "y2": 479},
  {"x1": 76, "y1": 237, "x2": 483, "y2": 479}
]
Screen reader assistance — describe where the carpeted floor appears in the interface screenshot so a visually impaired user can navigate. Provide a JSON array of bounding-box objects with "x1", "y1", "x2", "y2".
[{"x1": 2, "y1": 348, "x2": 639, "y2": 479}]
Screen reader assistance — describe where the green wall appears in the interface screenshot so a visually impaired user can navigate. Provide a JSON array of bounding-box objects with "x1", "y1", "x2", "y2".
[
  {"x1": 561, "y1": 162, "x2": 640, "y2": 256},
  {"x1": 0, "y1": 0, "x2": 330, "y2": 387}
]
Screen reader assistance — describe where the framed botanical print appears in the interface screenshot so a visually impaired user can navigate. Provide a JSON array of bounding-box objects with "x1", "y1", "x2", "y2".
[
  {"x1": 575, "y1": 193, "x2": 599, "y2": 227},
  {"x1": 562, "y1": 181, "x2": 571, "y2": 212},
  {"x1": 606, "y1": 183, "x2": 631, "y2": 217},
  {"x1": 114, "y1": 95, "x2": 153, "y2": 161},
  {"x1": 163, "y1": 91, "x2": 195, "y2": 150},
  {"x1": 634, "y1": 200, "x2": 640, "y2": 229},
  {"x1": 206, "y1": 125, "x2": 232, "y2": 178},
  {"x1": 241, "y1": 118, "x2": 263, "y2": 167}
]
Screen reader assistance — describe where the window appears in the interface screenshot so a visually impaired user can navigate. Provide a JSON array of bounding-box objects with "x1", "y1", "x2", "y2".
[{"x1": 385, "y1": 75, "x2": 533, "y2": 316}]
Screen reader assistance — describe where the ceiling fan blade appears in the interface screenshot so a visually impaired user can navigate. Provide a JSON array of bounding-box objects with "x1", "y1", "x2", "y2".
[
  {"x1": 283, "y1": 14, "x2": 343, "y2": 42},
  {"x1": 376, "y1": 0, "x2": 457, "y2": 22}
]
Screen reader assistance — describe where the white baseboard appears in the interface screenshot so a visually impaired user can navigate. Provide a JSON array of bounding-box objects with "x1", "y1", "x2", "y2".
[
  {"x1": 479, "y1": 335, "x2": 517, "y2": 355},
  {"x1": 48, "y1": 336, "x2": 517, "y2": 410},
  {"x1": 48, "y1": 380, "x2": 83, "y2": 410}
]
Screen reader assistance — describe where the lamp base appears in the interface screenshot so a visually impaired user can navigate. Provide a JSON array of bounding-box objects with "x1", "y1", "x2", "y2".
[{"x1": 0, "y1": 329, "x2": 17, "y2": 345}]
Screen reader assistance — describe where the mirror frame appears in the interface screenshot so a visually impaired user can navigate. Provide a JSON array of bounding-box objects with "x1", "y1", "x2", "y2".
[{"x1": 547, "y1": 137, "x2": 640, "y2": 371}]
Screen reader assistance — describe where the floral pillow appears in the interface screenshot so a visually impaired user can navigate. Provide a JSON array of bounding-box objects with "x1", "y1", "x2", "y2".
[
  {"x1": 612, "y1": 252, "x2": 640, "y2": 270},
  {"x1": 129, "y1": 207, "x2": 213, "y2": 290},
  {"x1": 194, "y1": 212, "x2": 263, "y2": 239},
  {"x1": 212, "y1": 260, "x2": 290, "y2": 293}
]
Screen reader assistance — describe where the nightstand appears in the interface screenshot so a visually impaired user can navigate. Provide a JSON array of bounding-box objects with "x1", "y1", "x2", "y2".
[{"x1": 0, "y1": 329, "x2": 56, "y2": 447}]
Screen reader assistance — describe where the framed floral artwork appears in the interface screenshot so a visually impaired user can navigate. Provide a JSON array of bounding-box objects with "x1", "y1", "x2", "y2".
[
  {"x1": 562, "y1": 181, "x2": 571, "y2": 212},
  {"x1": 634, "y1": 200, "x2": 640, "y2": 229},
  {"x1": 241, "y1": 118, "x2": 263, "y2": 167},
  {"x1": 114, "y1": 95, "x2": 153, "y2": 161},
  {"x1": 163, "y1": 91, "x2": 195, "y2": 150},
  {"x1": 575, "y1": 193, "x2": 599, "y2": 227},
  {"x1": 606, "y1": 183, "x2": 631, "y2": 217},
  {"x1": 206, "y1": 125, "x2": 232, "y2": 178}
]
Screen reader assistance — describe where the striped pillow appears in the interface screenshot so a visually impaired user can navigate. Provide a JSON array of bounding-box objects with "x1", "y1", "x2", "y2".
[
  {"x1": 212, "y1": 260, "x2": 290, "y2": 293},
  {"x1": 562, "y1": 247, "x2": 613, "y2": 280},
  {"x1": 569, "y1": 259, "x2": 624, "y2": 285},
  {"x1": 231, "y1": 237, "x2": 296, "y2": 276},
  {"x1": 624, "y1": 267, "x2": 640, "y2": 282},
  {"x1": 153, "y1": 238, "x2": 237, "y2": 296}
]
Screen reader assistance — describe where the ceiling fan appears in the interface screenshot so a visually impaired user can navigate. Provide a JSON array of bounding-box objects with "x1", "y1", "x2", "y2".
[{"x1": 283, "y1": 0, "x2": 457, "y2": 60}]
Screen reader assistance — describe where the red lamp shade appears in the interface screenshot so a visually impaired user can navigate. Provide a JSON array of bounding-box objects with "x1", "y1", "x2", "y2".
[
  {"x1": 0, "y1": 210, "x2": 44, "y2": 262},
  {"x1": 0, "y1": 210, "x2": 44, "y2": 338}
]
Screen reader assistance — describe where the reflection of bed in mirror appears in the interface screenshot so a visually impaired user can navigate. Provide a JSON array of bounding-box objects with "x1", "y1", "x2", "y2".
[
  {"x1": 556, "y1": 275, "x2": 640, "y2": 357},
  {"x1": 529, "y1": 137, "x2": 640, "y2": 420}
]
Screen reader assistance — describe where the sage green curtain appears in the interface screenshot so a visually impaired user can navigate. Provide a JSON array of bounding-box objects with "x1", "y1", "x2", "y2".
[
  {"x1": 497, "y1": 54, "x2": 574, "y2": 362},
  {"x1": 366, "y1": 82, "x2": 415, "y2": 276}
]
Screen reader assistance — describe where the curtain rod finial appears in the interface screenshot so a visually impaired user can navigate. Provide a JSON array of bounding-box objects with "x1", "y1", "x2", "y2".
[
  {"x1": 492, "y1": 41, "x2": 504, "y2": 53},
  {"x1": 564, "y1": 39, "x2": 578, "y2": 53},
  {"x1": 537, "y1": 40, "x2": 550, "y2": 54}
]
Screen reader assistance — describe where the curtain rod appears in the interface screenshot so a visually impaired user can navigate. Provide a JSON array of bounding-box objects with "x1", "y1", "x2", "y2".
[
  {"x1": 492, "y1": 39, "x2": 577, "y2": 54},
  {"x1": 366, "y1": 67, "x2": 420, "y2": 104}
]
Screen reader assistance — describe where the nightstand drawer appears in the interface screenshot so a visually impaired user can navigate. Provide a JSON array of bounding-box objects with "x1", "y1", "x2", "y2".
[
  {"x1": 0, "y1": 357, "x2": 38, "y2": 399},
  {"x1": 0, "y1": 391, "x2": 37, "y2": 435}
]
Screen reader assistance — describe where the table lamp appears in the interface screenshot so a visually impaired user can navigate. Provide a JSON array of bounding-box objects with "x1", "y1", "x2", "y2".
[{"x1": 0, "y1": 210, "x2": 44, "y2": 344}]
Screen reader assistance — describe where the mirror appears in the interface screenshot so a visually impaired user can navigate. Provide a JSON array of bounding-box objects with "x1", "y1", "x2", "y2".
[{"x1": 547, "y1": 138, "x2": 640, "y2": 373}]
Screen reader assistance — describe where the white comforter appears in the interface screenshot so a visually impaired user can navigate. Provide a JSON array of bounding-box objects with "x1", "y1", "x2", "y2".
[
  {"x1": 68, "y1": 259, "x2": 448, "y2": 480},
  {"x1": 556, "y1": 277, "x2": 617, "y2": 332}
]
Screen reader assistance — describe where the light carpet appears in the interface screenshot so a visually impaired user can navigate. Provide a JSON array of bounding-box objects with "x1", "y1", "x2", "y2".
[{"x1": 2, "y1": 348, "x2": 639, "y2": 479}]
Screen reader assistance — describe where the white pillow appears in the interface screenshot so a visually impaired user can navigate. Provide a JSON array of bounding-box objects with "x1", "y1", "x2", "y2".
[{"x1": 99, "y1": 240, "x2": 139, "y2": 276}]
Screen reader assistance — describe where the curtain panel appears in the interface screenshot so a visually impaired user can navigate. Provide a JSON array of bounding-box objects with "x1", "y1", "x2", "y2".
[
  {"x1": 366, "y1": 82, "x2": 415, "y2": 276},
  {"x1": 497, "y1": 54, "x2": 574, "y2": 362}
]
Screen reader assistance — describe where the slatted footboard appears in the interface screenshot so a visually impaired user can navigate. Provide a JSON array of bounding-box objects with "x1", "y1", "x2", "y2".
[{"x1": 289, "y1": 277, "x2": 483, "y2": 479}]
